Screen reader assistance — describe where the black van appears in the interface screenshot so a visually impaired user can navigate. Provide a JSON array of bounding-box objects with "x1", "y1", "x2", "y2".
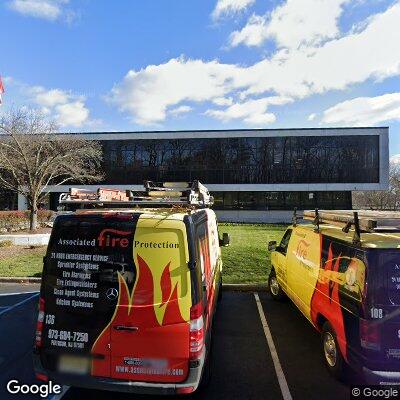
[{"x1": 34, "y1": 183, "x2": 229, "y2": 395}]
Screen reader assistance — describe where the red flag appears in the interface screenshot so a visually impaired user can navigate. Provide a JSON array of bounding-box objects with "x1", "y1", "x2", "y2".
[{"x1": 0, "y1": 76, "x2": 4, "y2": 105}]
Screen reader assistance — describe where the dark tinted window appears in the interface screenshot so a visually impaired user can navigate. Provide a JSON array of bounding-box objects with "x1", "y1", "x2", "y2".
[
  {"x1": 216, "y1": 191, "x2": 350, "y2": 210},
  {"x1": 0, "y1": 189, "x2": 17, "y2": 210},
  {"x1": 49, "y1": 190, "x2": 352, "y2": 211},
  {"x1": 279, "y1": 229, "x2": 293, "y2": 255},
  {"x1": 99, "y1": 135, "x2": 379, "y2": 185}
]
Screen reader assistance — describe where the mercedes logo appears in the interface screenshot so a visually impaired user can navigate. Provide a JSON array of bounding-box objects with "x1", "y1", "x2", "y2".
[{"x1": 106, "y1": 287, "x2": 119, "y2": 300}]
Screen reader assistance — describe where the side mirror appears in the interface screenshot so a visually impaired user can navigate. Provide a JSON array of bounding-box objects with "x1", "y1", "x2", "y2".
[
  {"x1": 268, "y1": 241, "x2": 277, "y2": 251},
  {"x1": 220, "y1": 233, "x2": 230, "y2": 247}
]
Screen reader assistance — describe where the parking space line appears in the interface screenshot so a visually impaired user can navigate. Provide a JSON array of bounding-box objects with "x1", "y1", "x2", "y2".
[
  {"x1": 49, "y1": 385, "x2": 70, "y2": 400},
  {"x1": 0, "y1": 291, "x2": 39, "y2": 296},
  {"x1": 0, "y1": 293, "x2": 39, "y2": 316},
  {"x1": 254, "y1": 292, "x2": 292, "y2": 400}
]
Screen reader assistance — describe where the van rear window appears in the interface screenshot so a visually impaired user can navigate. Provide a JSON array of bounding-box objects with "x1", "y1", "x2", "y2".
[{"x1": 368, "y1": 250, "x2": 400, "y2": 306}]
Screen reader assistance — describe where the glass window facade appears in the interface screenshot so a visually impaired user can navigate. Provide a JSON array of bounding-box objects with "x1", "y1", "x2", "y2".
[
  {"x1": 100, "y1": 135, "x2": 379, "y2": 185},
  {"x1": 211, "y1": 191, "x2": 351, "y2": 210},
  {"x1": 48, "y1": 190, "x2": 351, "y2": 211},
  {"x1": 0, "y1": 189, "x2": 17, "y2": 210}
]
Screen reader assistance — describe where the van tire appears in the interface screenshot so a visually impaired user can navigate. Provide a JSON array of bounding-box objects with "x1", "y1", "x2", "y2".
[
  {"x1": 268, "y1": 269, "x2": 286, "y2": 301},
  {"x1": 321, "y1": 321, "x2": 346, "y2": 380}
]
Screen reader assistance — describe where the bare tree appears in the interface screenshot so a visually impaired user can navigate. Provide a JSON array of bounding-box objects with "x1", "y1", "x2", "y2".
[
  {"x1": 0, "y1": 108, "x2": 104, "y2": 231},
  {"x1": 353, "y1": 163, "x2": 400, "y2": 210}
]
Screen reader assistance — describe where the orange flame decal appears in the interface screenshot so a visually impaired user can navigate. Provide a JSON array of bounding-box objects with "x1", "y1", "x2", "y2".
[
  {"x1": 310, "y1": 243, "x2": 347, "y2": 361},
  {"x1": 91, "y1": 253, "x2": 187, "y2": 378}
]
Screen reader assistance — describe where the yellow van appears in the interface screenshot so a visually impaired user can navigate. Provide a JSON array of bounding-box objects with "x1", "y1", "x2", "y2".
[
  {"x1": 33, "y1": 182, "x2": 230, "y2": 395},
  {"x1": 268, "y1": 210, "x2": 400, "y2": 384}
]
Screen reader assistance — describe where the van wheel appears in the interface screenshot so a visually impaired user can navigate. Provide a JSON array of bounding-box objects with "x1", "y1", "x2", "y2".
[
  {"x1": 268, "y1": 269, "x2": 286, "y2": 301},
  {"x1": 321, "y1": 322, "x2": 346, "y2": 380},
  {"x1": 218, "y1": 276, "x2": 222, "y2": 302}
]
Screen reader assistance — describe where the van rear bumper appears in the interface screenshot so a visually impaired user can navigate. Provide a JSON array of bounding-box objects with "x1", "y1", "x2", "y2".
[
  {"x1": 363, "y1": 367, "x2": 400, "y2": 384},
  {"x1": 33, "y1": 352, "x2": 205, "y2": 395}
]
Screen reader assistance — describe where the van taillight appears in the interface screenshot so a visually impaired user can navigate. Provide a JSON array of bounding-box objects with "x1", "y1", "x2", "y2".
[
  {"x1": 189, "y1": 302, "x2": 204, "y2": 361},
  {"x1": 360, "y1": 318, "x2": 380, "y2": 351},
  {"x1": 35, "y1": 297, "x2": 45, "y2": 347},
  {"x1": 35, "y1": 373, "x2": 48, "y2": 382}
]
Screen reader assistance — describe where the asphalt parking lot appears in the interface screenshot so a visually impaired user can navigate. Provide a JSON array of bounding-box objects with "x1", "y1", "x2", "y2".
[{"x1": 0, "y1": 284, "x2": 354, "y2": 400}]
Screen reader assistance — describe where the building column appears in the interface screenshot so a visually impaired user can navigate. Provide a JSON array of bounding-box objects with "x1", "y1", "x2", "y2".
[{"x1": 18, "y1": 193, "x2": 28, "y2": 210}]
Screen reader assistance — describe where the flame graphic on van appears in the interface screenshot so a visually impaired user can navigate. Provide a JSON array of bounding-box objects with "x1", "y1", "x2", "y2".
[
  {"x1": 310, "y1": 243, "x2": 348, "y2": 361},
  {"x1": 91, "y1": 255, "x2": 187, "y2": 376}
]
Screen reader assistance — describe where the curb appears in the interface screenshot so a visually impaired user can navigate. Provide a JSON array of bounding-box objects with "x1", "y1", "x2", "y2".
[
  {"x1": 0, "y1": 277, "x2": 42, "y2": 284},
  {"x1": 0, "y1": 277, "x2": 268, "y2": 291},
  {"x1": 222, "y1": 283, "x2": 268, "y2": 292}
]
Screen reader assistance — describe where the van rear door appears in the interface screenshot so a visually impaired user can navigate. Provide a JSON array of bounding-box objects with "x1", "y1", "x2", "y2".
[
  {"x1": 108, "y1": 216, "x2": 191, "y2": 383},
  {"x1": 39, "y1": 213, "x2": 138, "y2": 378},
  {"x1": 365, "y1": 249, "x2": 400, "y2": 368}
]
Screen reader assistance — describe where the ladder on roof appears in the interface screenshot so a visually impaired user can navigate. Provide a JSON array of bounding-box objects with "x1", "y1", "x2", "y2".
[
  {"x1": 58, "y1": 181, "x2": 214, "y2": 210},
  {"x1": 302, "y1": 209, "x2": 400, "y2": 246}
]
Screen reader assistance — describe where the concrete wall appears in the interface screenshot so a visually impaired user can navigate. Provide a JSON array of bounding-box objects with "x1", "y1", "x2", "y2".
[
  {"x1": 0, "y1": 234, "x2": 50, "y2": 246},
  {"x1": 215, "y1": 210, "x2": 293, "y2": 223}
]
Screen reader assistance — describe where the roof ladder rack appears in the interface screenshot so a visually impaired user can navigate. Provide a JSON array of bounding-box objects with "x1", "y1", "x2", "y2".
[
  {"x1": 58, "y1": 180, "x2": 214, "y2": 211},
  {"x1": 303, "y1": 209, "x2": 400, "y2": 246}
]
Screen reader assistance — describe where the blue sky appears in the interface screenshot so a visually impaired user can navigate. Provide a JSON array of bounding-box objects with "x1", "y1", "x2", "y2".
[{"x1": 1, "y1": 0, "x2": 400, "y2": 157}]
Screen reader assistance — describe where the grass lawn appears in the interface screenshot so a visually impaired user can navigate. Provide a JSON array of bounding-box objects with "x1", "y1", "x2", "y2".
[
  {"x1": 0, "y1": 246, "x2": 46, "y2": 277},
  {"x1": 0, "y1": 224, "x2": 288, "y2": 282},
  {"x1": 220, "y1": 223, "x2": 287, "y2": 284}
]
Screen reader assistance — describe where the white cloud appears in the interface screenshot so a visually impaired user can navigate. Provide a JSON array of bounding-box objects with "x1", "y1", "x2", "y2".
[
  {"x1": 205, "y1": 97, "x2": 292, "y2": 126},
  {"x1": 110, "y1": 2, "x2": 400, "y2": 125},
  {"x1": 322, "y1": 93, "x2": 400, "y2": 126},
  {"x1": 308, "y1": 113, "x2": 317, "y2": 121},
  {"x1": 8, "y1": 0, "x2": 75, "y2": 22},
  {"x1": 212, "y1": 97, "x2": 233, "y2": 106},
  {"x1": 212, "y1": 0, "x2": 255, "y2": 20},
  {"x1": 30, "y1": 87, "x2": 69, "y2": 107},
  {"x1": 230, "y1": 0, "x2": 350, "y2": 49},
  {"x1": 24, "y1": 85, "x2": 90, "y2": 127},
  {"x1": 55, "y1": 101, "x2": 89, "y2": 127},
  {"x1": 169, "y1": 105, "x2": 193, "y2": 116},
  {"x1": 109, "y1": 57, "x2": 239, "y2": 125},
  {"x1": 230, "y1": 14, "x2": 269, "y2": 47}
]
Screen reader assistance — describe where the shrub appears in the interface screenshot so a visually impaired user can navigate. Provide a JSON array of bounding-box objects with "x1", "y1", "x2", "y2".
[{"x1": 0, "y1": 210, "x2": 55, "y2": 231}]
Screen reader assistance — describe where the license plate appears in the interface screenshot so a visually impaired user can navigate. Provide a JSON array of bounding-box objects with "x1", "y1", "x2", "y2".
[{"x1": 58, "y1": 355, "x2": 90, "y2": 375}]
